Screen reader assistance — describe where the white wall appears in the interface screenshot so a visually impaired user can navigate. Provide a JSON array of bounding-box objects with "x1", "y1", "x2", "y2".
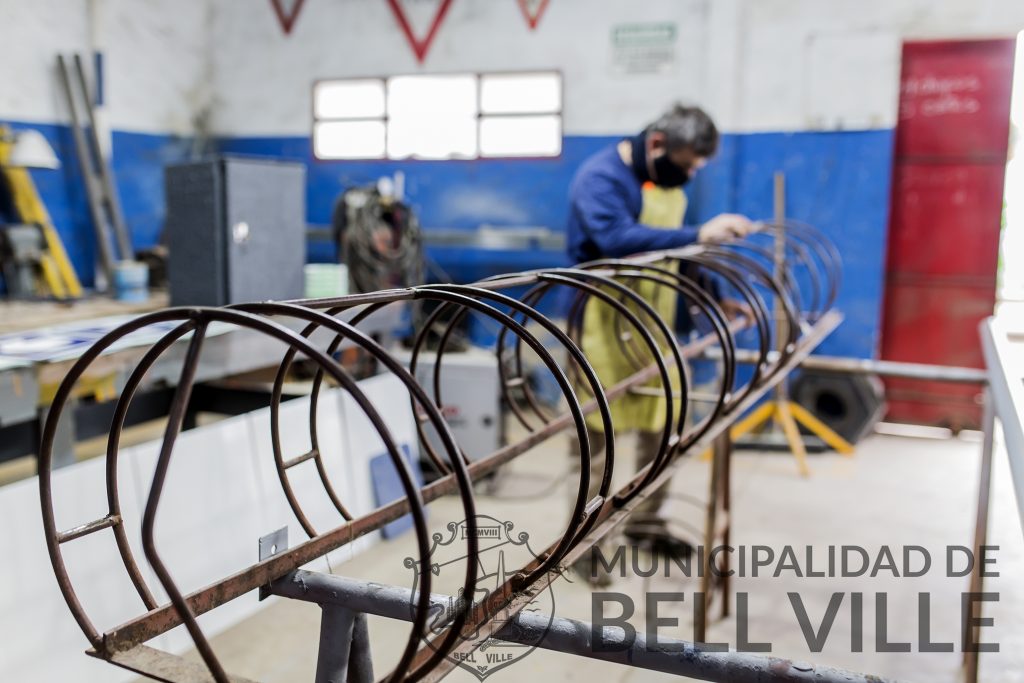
[
  {"x1": 733, "y1": 0, "x2": 1024, "y2": 131},
  {"x1": 94, "y1": 0, "x2": 213, "y2": 134},
  {"x1": 207, "y1": 0, "x2": 710, "y2": 137},
  {"x1": 0, "y1": 0, "x2": 92, "y2": 124},
  {"x1": 206, "y1": 0, "x2": 1024, "y2": 137},
  {"x1": 3, "y1": 0, "x2": 1023, "y2": 137},
  {"x1": 0, "y1": 0, "x2": 211, "y2": 135}
]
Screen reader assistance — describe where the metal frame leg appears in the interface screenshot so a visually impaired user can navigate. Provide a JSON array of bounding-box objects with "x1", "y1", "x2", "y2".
[
  {"x1": 315, "y1": 604, "x2": 356, "y2": 683},
  {"x1": 347, "y1": 613, "x2": 373, "y2": 683},
  {"x1": 963, "y1": 388, "x2": 995, "y2": 683},
  {"x1": 720, "y1": 432, "x2": 732, "y2": 619},
  {"x1": 697, "y1": 431, "x2": 733, "y2": 641}
]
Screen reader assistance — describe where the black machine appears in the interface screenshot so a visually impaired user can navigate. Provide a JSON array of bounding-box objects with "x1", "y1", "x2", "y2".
[
  {"x1": 0, "y1": 174, "x2": 46, "y2": 297},
  {"x1": 0, "y1": 224, "x2": 47, "y2": 297},
  {"x1": 332, "y1": 185, "x2": 424, "y2": 294}
]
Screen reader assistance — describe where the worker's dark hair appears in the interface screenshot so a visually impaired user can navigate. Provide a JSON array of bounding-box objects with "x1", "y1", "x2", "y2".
[{"x1": 648, "y1": 104, "x2": 719, "y2": 157}]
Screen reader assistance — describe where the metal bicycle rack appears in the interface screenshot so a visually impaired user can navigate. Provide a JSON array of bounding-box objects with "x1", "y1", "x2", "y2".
[{"x1": 38, "y1": 223, "x2": 897, "y2": 683}]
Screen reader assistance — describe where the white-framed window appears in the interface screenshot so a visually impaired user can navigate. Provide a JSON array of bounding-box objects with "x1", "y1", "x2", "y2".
[{"x1": 312, "y1": 71, "x2": 562, "y2": 160}]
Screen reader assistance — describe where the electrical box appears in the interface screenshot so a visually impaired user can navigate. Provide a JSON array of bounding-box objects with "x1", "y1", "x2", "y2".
[{"x1": 165, "y1": 157, "x2": 306, "y2": 306}]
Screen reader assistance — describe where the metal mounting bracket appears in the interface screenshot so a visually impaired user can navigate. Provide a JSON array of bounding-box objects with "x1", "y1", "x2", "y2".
[{"x1": 258, "y1": 527, "x2": 288, "y2": 601}]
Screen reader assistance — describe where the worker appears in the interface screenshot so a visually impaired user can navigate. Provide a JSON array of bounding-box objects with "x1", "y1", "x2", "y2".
[{"x1": 565, "y1": 103, "x2": 753, "y2": 585}]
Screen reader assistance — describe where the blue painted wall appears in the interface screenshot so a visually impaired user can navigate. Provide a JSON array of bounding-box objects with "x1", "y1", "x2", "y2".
[
  {"x1": 2, "y1": 122, "x2": 893, "y2": 359},
  {"x1": 110, "y1": 130, "x2": 194, "y2": 253},
  {"x1": 216, "y1": 135, "x2": 621, "y2": 264},
  {"x1": 219, "y1": 130, "x2": 894, "y2": 358},
  {"x1": 690, "y1": 130, "x2": 896, "y2": 359}
]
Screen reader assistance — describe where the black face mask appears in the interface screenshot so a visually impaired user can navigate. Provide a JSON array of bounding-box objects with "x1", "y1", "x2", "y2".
[{"x1": 628, "y1": 131, "x2": 691, "y2": 188}]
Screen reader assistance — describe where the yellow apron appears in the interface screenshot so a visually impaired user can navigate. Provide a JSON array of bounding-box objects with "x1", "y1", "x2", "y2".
[{"x1": 580, "y1": 184, "x2": 686, "y2": 433}]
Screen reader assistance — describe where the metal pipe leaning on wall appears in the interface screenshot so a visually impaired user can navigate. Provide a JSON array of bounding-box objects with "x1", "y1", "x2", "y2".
[{"x1": 38, "y1": 222, "x2": 847, "y2": 683}]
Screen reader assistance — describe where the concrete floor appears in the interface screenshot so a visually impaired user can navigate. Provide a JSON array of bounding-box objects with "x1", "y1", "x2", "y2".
[{"x1": 174, "y1": 427, "x2": 1023, "y2": 683}]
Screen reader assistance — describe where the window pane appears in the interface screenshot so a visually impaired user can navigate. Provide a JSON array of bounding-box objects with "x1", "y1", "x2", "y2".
[
  {"x1": 480, "y1": 73, "x2": 561, "y2": 114},
  {"x1": 314, "y1": 79, "x2": 386, "y2": 119},
  {"x1": 387, "y1": 74, "x2": 478, "y2": 159},
  {"x1": 314, "y1": 120, "x2": 386, "y2": 159},
  {"x1": 479, "y1": 115, "x2": 561, "y2": 157},
  {"x1": 387, "y1": 74, "x2": 478, "y2": 115},
  {"x1": 387, "y1": 116, "x2": 477, "y2": 159}
]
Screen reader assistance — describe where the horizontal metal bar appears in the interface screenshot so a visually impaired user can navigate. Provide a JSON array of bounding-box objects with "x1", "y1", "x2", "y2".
[
  {"x1": 284, "y1": 262, "x2": 682, "y2": 308},
  {"x1": 281, "y1": 449, "x2": 318, "y2": 469},
  {"x1": 629, "y1": 386, "x2": 683, "y2": 397},
  {"x1": 271, "y1": 569, "x2": 900, "y2": 683},
  {"x1": 707, "y1": 348, "x2": 987, "y2": 384},
  {"x1": 94, "y1": 644, "x2": 259, "y2": 683},
  {"x1": 285, "y1": 288, "x2": 417, "y2": 309},
  {"x1": 58, "y1": 515, "x2": 121, "y2": 544},
  {"x1": 629, "y1": 388, "x2": 724, "y2": 402},
  {"x1": 801, "y1": 355, "x2": 986, "y2": 384}
]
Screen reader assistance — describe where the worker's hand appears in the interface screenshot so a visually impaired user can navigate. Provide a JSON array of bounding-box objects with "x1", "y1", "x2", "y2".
[
  {"x1": 718, "y1": 297, "x2": 753, "y2": 322},
  {"x1": 698, "y1": 213, "x2": 755, "y2": 243}
]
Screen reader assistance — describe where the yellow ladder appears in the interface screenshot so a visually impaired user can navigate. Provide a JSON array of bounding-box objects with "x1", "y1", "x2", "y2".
[{"x1": 0, "y1": 127, "x2": 83, "y2": 299}]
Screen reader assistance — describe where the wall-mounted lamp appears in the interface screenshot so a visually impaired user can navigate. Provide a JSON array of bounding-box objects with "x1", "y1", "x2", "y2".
[{"x1": 1, "y1": 128, "x2": 61, "y2": 170}]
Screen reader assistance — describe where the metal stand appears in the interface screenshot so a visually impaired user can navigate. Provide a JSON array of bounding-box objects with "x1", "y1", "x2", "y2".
[
  {"x1": 314, "y1": 606, "x2": 373, "y2": 683},
  {"x1": 729, "y1": 398, "x2": 854, "y2": 476},
  {"x1": 727, "y1": 172, "x2": 855, "y2": 476},
  {"x1": 271, "y1": 568, "x2": 897, "y2": 683}
]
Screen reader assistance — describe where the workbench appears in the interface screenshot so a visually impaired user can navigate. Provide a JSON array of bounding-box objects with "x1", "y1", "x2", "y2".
[{"x1": 0, "y1": 294, "x2": 400, "y2": 470}]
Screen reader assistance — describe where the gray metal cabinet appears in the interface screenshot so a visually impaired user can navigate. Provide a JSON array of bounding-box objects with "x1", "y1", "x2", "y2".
[{"x1": 166, "y1": 157, "x2": 306, "y2": 306}]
